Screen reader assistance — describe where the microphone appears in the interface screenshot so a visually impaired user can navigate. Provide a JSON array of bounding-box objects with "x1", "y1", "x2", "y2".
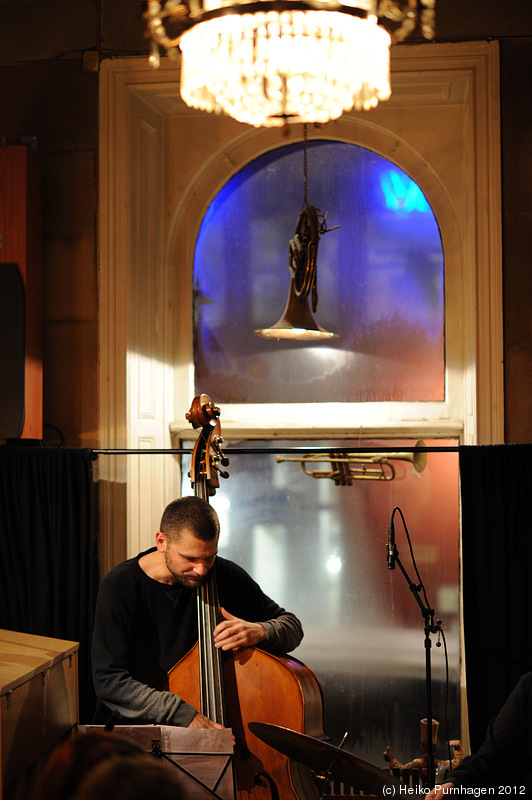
[{"x1": 387, "y1": 512, "x2": 396, "y2": 570}]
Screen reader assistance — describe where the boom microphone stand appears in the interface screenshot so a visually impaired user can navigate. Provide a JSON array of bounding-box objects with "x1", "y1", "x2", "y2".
[{"x1": 387, "y1": 506, "x2": 442, "y2": 790}]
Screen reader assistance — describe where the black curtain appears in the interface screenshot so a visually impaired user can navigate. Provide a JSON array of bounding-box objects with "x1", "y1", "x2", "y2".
[
  {"x1": 0, "y1": 447, "x2": 95, "y2": 722},
  {"x1": 459, "y1": 444, "x2": 532, "y2": 751}
]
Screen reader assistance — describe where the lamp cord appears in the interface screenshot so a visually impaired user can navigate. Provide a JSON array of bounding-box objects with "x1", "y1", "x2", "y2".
[{"x1": 303, "y1": 123, "x2": 308, "y2": 208}]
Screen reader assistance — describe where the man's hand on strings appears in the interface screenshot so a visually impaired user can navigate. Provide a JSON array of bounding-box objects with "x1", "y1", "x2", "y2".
[
  {"x1": 187, "y1": 711, "x2": 236, "y2": 744},
  {"x1": 213, "y1": 607, "x2": 268, "y2": 651},
  {"x1": 187, "y1": 711, "x2": 226, "y2": 730}
]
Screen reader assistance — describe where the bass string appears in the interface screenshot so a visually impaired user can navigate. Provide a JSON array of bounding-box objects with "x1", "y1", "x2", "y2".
[{"x1": 196, "y1": 437, "x2": 228, "y2": 726}]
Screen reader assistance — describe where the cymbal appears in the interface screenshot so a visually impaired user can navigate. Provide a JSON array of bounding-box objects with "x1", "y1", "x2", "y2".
[{"x1": 248, "y1": 722, "x2": 401, "y2": 795}]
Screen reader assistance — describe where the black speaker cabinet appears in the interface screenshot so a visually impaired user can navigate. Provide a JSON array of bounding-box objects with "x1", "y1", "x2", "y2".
[
  {"x1": 0, "y1": 146, "x2": 42, "y2": 440},
  {"x1": 0, "y1": 264, "x2": 25, "y2": 438}
]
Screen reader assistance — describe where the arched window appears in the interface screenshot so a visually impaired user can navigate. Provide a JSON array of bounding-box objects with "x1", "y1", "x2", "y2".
[{"x1": 194, "y1": 141, "x2": 444, "y2": 404}]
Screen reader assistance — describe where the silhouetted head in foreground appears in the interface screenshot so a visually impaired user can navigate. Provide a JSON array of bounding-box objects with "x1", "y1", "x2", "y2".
[{"x1": 33, "y1": 730, "x2": 187, "y2": 800}]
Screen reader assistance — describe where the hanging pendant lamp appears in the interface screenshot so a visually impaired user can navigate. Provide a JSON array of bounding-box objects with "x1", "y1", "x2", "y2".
[
  {"x1": 254, "y1": 279, "x2": 338, "y2": 340},
  {"x1": 255, "y1": 128, "x2": 339, "y2": 341}
]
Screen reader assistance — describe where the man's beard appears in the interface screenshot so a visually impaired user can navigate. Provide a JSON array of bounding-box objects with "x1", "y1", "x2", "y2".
[
  {"x1": 164, "y1": 551, "x2": 207, "y2": 588},
  {"x1": 175, "y1": 573, "x2": 206, "y2": 589}
]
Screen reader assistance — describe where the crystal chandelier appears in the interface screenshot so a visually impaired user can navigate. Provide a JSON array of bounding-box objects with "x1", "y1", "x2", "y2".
[{"x1": 144, "y1": 0, "x2": 435, "y2": 127}]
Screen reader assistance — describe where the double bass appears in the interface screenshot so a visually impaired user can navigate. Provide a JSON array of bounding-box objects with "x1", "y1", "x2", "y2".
[{"x1": 163, "y1": 394, "x2": 326, "y2": 800}]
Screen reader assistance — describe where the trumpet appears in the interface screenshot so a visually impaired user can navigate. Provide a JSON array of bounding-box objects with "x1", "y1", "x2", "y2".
[{"x1": 276, "y1": 440, "x2": 427, "y2": 485}]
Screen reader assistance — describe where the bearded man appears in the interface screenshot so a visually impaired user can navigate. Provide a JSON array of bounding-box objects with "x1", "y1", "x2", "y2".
[{"x1": 91, "y1": 496, "x2": 303, "y2": 729}]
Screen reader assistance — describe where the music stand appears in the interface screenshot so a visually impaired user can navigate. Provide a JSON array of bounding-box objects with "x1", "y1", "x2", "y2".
[{"x1": 80, "y1": 725, "x2": 235, "y2": 799}]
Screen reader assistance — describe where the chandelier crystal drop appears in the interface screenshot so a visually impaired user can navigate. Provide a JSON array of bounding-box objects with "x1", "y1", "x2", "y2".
[
  {"x1": 145, "y1": 0, "x2": 435, "y2": 127},
  {"x1": 179, "y1": 10, "x2": 391, "y2": 127}
]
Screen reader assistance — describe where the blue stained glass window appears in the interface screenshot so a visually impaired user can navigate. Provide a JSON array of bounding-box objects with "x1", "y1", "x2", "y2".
[{"x1": 194, "y1": 141, "x2": 444, "y2": 403}]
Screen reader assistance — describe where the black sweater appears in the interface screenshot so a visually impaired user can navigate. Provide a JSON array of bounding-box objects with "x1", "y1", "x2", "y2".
[
  {"x1": 91, "y1": 549, "x2": 303, "y2": 726},
  {"x1": 446, "y1": 672, "x2": 532, "y2": 794}
]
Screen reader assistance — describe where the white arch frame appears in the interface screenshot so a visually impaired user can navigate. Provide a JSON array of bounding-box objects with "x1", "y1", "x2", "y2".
[{"x1": 166, "y1": 120, "x2": 469, "y2": 441}]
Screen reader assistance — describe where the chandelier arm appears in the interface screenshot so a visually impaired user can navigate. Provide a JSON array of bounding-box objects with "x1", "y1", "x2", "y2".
[
  {"x1": 144, "y1": 0, "x2": 191, "y2": 49},
  {"x1": 376, "y1": 0, "x2": 436, "y2": 42},
  {"x1": 147, "y1": 0, "x2": 370, "y2": 42},
  {"x1": 419, "y1": 0, "x2": 436, "y2": 40}
]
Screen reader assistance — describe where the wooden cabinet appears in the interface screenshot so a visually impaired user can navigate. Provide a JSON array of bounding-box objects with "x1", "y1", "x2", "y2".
[{"x1": 0, "y1": 630, "x2": 78, "y2": 800}]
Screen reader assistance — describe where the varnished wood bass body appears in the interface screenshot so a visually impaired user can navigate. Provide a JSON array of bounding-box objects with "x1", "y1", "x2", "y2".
[{"x1": 164, "y1": 643, "x2": 325, "y2": 799}]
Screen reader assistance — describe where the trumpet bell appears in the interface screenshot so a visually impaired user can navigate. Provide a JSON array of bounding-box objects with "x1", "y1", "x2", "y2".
[
  {"x1": 254, "y1": 281, "x2": 338, "y2": 341},
  {"x1": 412, "y1": 440, "x2": 427, "y2": 473}
]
